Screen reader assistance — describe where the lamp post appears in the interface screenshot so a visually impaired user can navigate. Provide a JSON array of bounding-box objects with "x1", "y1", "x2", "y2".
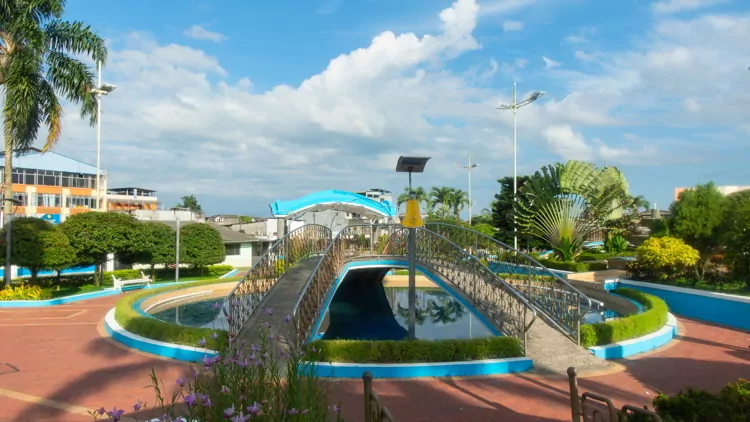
[
  {"x1": 171, "y1": 207, "x2": 189, "y2": 283},
  {"x1": 457, "y1": 153, "x2": 479, "y2": 225},
  {"x1": 396, "y1": 156, "x2": 431, "y2": 340},
  {"x1": 498, "y1": 83, "x2": 545, "y2": 251},
  {"x1": 2, "y1": 197, "x2": 21, "y2": 287},
  {"x1": 91, "y1": 61, "x2": 118, "y2": 212}
]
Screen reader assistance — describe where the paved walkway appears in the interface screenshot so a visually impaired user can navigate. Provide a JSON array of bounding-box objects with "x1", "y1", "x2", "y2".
[{"x1": 1, "y1": 296, "x2": 749, "y2": 421}]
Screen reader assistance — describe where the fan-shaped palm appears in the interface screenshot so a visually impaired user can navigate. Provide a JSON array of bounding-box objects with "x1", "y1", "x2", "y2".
[
  {"x1": 1, "y1": 1, "x2": 107, "y2": 214},
  {"x1": 515, "y1": 160, "x2": 629, "y2": 261}
]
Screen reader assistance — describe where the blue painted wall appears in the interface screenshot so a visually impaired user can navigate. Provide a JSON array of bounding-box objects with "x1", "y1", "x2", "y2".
[{"x1": 621, "y1": 281, "x2": 750, "y2": 331}]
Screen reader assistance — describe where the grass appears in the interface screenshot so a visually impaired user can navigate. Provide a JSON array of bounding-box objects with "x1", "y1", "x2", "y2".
[
  {"x1": 392, "y1": 269, "x2": 423, "y2": 276},
  {"x1": 643, "y1": 278, "x2": 750, "y2": 297}
]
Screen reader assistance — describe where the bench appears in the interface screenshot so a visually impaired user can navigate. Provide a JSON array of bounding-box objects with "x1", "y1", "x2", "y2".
[{"x1": 112, "y1": 271, "x2": 153, "y2": 291}]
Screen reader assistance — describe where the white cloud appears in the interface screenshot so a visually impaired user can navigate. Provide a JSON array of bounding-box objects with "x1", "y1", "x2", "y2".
[
  {"x1": 574, "y1": 50, "x2": 597, "y2": 62},
  {"x1": 565, "y1": 35, "x2": 586, "y2": 43},
  {"x1": 543, "y1": 125, "x2": 593, "y2": 161},
  {"x1": 183, "y1": 25, "x2": 228, "y2": 43},
  {"x1": 503, "y1": 20, "x2": 524, "y2": 31},
  {"x1": 514, "y1": 57, "x2": 528, "y2": 68},
  {"x1": 682, "y1": 97, "x2": 701, "y2": 111},
  {"x1": 542, "y1": 56, "x2": 562, "y2": 68},
  {"x1": 652, "y1": 0, "x2": 729, "y2": 14},
  {"x1": 479, "y1": 0, "x2": 541, "y2": 16}
]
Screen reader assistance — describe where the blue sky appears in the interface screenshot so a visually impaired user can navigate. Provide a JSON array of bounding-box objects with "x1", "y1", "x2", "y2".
[{"x1": 54, "y1": 0, "x2": 750, "y2": 216}]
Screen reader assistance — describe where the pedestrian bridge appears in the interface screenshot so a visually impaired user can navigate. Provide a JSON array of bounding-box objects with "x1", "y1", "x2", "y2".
[{"x1": 224, "y1": 223, "x2": 607, "y2": 373}]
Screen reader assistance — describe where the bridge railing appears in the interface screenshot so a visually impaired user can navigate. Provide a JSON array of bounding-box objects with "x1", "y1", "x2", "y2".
[
  {"x1": 426, "y1": 222, "x2": 592, "y2": 344},
  {"x1": 224, "y1": 224, "x2": 332, "y2": 337},
  {"x1": 293, "y1": 223, "x2": 400, "y2": 344},
  {"x1": 384, "y1": 227, "x2": 537, "y2": 348}
]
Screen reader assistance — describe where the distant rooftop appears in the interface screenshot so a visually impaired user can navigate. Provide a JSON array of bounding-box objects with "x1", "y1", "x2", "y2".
[
  {"x1": 155, "y1": 221, "x2": 260, "y2": 244},
  {"x1": 109, "y1": 187, "x2": 156, "y2": 193},
  {"x1": 0, "y1": 148, "x2": 99, "y2": 175}
]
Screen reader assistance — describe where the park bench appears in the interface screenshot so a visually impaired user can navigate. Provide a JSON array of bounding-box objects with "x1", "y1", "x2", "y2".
[{"x1": 112, "y1": 271, "x2": 153, "y2": 291}]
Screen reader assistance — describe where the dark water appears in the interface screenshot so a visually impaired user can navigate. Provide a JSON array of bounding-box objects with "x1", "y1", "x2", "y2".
[
  {"x1": 150, "y1": 299, "x2": 228, "y2": 330},
  {"x1": 319, "y1": 287, "x2": 495, "y2": 341}
]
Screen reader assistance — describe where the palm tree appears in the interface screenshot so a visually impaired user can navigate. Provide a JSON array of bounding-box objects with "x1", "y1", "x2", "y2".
[
  {"x1": 429, "y1": 186, "x2": 454, "y2": 218},
  {"x1": 448, "y1": 188, "x2": 468, "y2": 221},
  {"x1": 1, "y1": 2, "x2": 107, "y2": 215},
  {"x1": 396, "y1": 186, "x2": 428, "y2": 212}
]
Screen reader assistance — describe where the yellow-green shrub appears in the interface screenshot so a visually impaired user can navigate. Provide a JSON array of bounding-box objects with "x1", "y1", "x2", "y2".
[
  {"x1": 627, "y1": 236, "x2": 700, "y2": 281},
  {"x1": 580, "y1": 288, "x2": 668, "y2": 347},
  {"x1": 0, "y1": 284, "x2": 52, "y2": 301}
]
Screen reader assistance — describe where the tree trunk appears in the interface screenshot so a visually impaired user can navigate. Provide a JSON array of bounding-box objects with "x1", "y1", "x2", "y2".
[
  {"x1": 56, "y1": 270, "x2": 62, "y2": 291},
  {"x1": 95, "y1": 262, "x2": 102, "y2": 287},
  {"x1": 30, "y1": 268, "x2": 37, "y2": 284},
  {"x1": 3, "y1": 132, "x2": 12, "y2": 288}
]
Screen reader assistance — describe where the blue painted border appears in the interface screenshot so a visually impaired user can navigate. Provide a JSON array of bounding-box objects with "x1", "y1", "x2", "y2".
[
  {"x1": 308, "y1": 259, "x2": 502, "y2": 342},
  {"x1": 300, "y1": 357, "x2": 533, "y2": 379},
  {"x1": 588, "y1": 313, "x2": 678, "y2": 359},
  {"x1": 0, "y1": 288, "x2": 121, "y2": 308},
  {"x1": 617, "y1": 279, "x2": 750, "y2": 332},
  {"x1": 104, "y1": 308, "x2": 218, "y2": 362}
]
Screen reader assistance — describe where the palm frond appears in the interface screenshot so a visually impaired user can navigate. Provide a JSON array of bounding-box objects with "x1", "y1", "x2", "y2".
[
  {"x1": 45, "y1": 20, "x2": 107, "y2": 63},
  {"x1": 38, "y1": 77, "x2": 62, "y2": 151},
  {"x1": 45, "y1": 51, "x2": 97, "y2": 125},
  {"x1": 3, "y1": 47, "x2": 44, "y2": 150}
]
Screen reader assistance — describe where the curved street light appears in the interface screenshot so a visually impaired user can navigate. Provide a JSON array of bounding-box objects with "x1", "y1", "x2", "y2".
[{"x1": 497, "y1": 82, "x2": 545, "y2": 251}]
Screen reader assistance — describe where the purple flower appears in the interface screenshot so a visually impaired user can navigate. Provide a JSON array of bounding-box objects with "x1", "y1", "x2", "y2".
[
  {"x1": 284, "y1": 314, "x2": 292, "y2": 323},
  {"x1": 224, "y1": 406, "x2": 236, "y2": 418},
  {"x1": 231, "y1": 413, "x2": 250, "y2": 422},
  {"x1": 330, "y1": 404, "x2": 341, "y2": 413},
  {"x1": 96, "y1": 407, "x2": 106, "y2": 416},
  {"x1": 211, "y1": 332, "x2": 219, "y2": 340},
  {"x1": 201, "y1": 394, "x2": 212, "y2": 408},
  {"x1": 220, "y1": 385, "x2": 230, "y2": 394},
  {"x1": 176, "y1": 378, "x2": 185, "y2": 387},
  {"x1": 199, "y1": 338, "x2": 207, "y2": 347},
  {"x1": 184, "y1": 394, "x2": 198, "y2": 407},
  {"x1": 132, "y1": 400, "x2": 143, "y2": 412},
  {"x1": 202, "y1": 356, "x2": 213, "y2": 368},
  {"x1": 247, "y1": 402, "x2": 262, "y2": 416},
  {"x1": 213, "y1": 302, "x2": 221, "y2": 309},
  {"x1": 288, "y1": 408, "x2": 299, "y2": 415},
  {"x1": 107, "y1": 407, "x2": 125, "y2": 421},
  {"x1": 264, "y1": 307, "x2": 273, "y2": 315}
]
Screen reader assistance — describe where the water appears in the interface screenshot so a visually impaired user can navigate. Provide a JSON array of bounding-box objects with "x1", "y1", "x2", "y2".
[
  {"x1": 150, "y1": 299, "x2": 228, "y2": 330},
  {"x1": 319, "y1": 287, "x2": 495, "y2": 341}
]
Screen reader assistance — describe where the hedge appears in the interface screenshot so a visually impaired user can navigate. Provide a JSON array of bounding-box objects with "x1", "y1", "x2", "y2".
[
  {"x1": 647, "y1": 378, "x2": 750, "y2": 421},
  {"x1": 539, "y1": 259, "x2": 608, "y2": 272},
  {"x1": 309, "y1": 337, "x2": 523, "y2": 363},
  {"x1": 113, "y1": 277, "x2": 240, "y2": 351},
  {"x1": 580, "y1": 288, "x2": 668, "y2": 348},
  {"x1": 578, "y1": 251, "x2": 637, "y2": 262},
  {"x1": 107, "y1": 264, "x2": 235, "y2": 282}
]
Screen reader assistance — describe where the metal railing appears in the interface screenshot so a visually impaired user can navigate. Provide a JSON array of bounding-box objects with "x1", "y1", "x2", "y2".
[
  {"x1": 293, "y1": 224, "x2": 401, "y2": 344},
  {"x1": 363, "y1": 371, "x2": 395, "y2": 422},
  {"x1": 294, "y1": 224, "x2": 537, "y2": 351},
  {"x1": 224, "y1": 224, "x2": 331, "y2": 337},
  {"x1": 426, "y1": 222, "x2": 593, "y2": 344},
  {"x1": 568, "y1": 367, "x2": 662, "y2": 421}
]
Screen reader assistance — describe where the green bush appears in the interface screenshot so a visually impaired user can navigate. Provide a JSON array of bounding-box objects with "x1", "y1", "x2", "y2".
[
  {"x1": 627, "y1": 237, "x2": 700, "y2": 281},
  {"x1": 539, "y1": 259, "x2": 607, "y2": 272},
  {"x1": 578, "y1": 251, "x2": 637, "y2": 261},
  {"x1": 113, "y1": 278, "x2": 241, "y2": 350},
  {"x1": 310, "y1": 336, "x2": 523, "y2": 363},
  {"x1": 646, "y1": 378, "x2": 750, "y2": 422},
  {"x1": 580, "y1": 288, "x2": 668, "y2": 347}
]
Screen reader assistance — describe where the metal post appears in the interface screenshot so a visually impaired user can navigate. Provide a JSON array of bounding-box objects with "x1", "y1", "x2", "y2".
[
  {"x1": 512, "y1": 81, "x2": 518, "y2": 252},
  {"x1": 468, "y1": 153, "x2": 473, "y2": 225},
  {"x1": 407, "y1": 227, "x2": 417, "y2": 340},
  {"x1": 175, "y1": 216, "x2": 181, "y2": 283},
  {"x1": 369, "y1": 223, "x2": 374, "y2": 255},
  {"x1": 95, "y1": 61, "x2": 102, "y2": 211},
  {"x1": 4, "y1": 211, "x2": 11, "y2": 286}
]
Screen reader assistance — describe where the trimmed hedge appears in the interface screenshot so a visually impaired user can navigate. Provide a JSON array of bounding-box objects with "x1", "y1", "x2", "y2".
[
  {"x1": 580, "y1": 288, "x2": 668, "y2": 348},
  {"x1": 578, "y1": 251, "x2": 636, "y2": 262},
  {"x1": 113, "y1": 277, "x2": 240, "y2": 350},
  {"x1": 647, "y1": 378, "x2": 750, "y2": 421},
  {"x1": 107, "y1": 264, "x2": 235, "y2": 282},
  {"x1": 539, "y1": 259, "x2": 608, "y2": 272},
  {"x1": 309, "y1": 337, "x2": 523, "y2": 363}
]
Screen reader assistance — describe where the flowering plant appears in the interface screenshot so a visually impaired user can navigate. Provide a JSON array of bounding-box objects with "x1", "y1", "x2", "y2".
[{"x1": 90, "y1": 309, "x2": 344, "y2": 421}]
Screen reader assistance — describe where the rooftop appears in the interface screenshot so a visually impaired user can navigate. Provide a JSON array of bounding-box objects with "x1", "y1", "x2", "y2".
[
  {"x1": 0, "y1": 148, "x2": 99, "y2": 175},
  {"x1": 109, "y1": 187, "x2": 157, "y2": 193},
  {"x1": 153, "y1": 220, "x2": 261, "y2": 244}
]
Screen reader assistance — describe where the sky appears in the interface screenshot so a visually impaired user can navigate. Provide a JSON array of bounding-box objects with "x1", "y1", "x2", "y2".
[{"x1": 41, "y1": 0, "x2": 750, "y2": 216}]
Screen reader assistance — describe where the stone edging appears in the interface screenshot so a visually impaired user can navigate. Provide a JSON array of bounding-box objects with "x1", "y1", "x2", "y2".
[
  {"x1": 588, "y1": 313, "x2": 678, "y2": 359},
  {"x1": 300, "y1": 357, "x2": 534, "y2": 379}
]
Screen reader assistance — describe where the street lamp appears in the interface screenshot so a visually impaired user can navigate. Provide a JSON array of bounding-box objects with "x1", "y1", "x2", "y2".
[
  {"x1": 497, "y1": 82, "x2": 545, "y2": 251},
  {"x1": 396, "y1": 155, "x2": 430, "y2": 340},
  {"x1": 457, "y1": 153, "x2": 479, "y2": 225},
  {"x1": 91, "y1": 60, "x2": 118, "y2": 212},
  {"x1": 2, "y1": 197, "x2": 22, "y2": 287},
  {"x1": 171, "y1": 207, "x2": 190, "y2": 283}
]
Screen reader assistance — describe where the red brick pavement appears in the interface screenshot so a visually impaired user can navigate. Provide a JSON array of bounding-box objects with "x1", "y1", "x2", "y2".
[{"x1": 1, "y1": 295, "x2": 749, "y2": 421}]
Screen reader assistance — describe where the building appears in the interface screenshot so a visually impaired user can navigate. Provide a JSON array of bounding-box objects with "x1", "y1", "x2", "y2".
[
  {"x1": 107, "y1": 187, "x2": 160, "y2": 212},
  {"x1": 675, "y1": 185, "x2": 750, "y2": 201},
  {"x1": 0, "y1": 148, "x2": 106, "y2": 220}
]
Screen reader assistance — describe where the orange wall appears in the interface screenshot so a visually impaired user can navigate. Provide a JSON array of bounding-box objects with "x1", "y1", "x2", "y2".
[
  {"x1": 35, "y1": 186, "x2": 63, "y2": 194},
  {"x1": 36, "y1": 206, "x2": 60, "y2": 214}
]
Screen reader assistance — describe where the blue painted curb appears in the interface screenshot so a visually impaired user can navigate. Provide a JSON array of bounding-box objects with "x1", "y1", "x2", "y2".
[
  {"x1": 588, "y1": 313, "x2": 678, "y2": 359},
  {"x1": 0, "y1": 288, "x2": 121, "y2": 308},
  {"x1": 299, "y1": 357, "x2": 533, "y2": 379},
  {"x1": 104, "y1": 308, "x2": 218, "y2": 362}
]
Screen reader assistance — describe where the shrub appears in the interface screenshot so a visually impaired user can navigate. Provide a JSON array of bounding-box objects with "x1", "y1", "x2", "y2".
[
  {"x1": 539, "y1": 259, "x2": 607, "y2": 272},
  {"x1": 114, "y1": 278, "x2": 240, "y2": 350},
  {"x1": 648, "y1": 378, "x2": 750, "y2": 421},
  {"x1": 627, "y1": 237, "x2": 700, "y2": 281},
  {"x1": 580, "y1": 288, "x2": 668, "y2": 347},
  {"x1": 310, "y1": 336, "x2": 523, "y2": 363},
  {"x1": 0, "y1": 284, "x2": 52, "y2": 301},
  {"x1": 578, "y1": 251, "x2": 637, "y2": 261}
]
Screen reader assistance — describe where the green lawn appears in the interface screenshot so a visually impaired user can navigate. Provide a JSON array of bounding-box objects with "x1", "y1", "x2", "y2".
[
  {"x1": 41, "y1": 275, "x2": 236, "y2": 299},
  {"x1": 648, "y1": 278, "x2": 750, "y2": 297}
]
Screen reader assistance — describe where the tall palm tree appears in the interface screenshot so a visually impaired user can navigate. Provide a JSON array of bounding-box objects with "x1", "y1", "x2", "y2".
[
  {"x1": 396, "y1": 186, "x2": 428, "y2": 212},
  {"x1": 448, "y1": 188, "x2": 468, "y2": 221},
  {"x1": 1, "y1": 1, "x2": 107, "y2": 215},
  {"x1": 429, "y1": 186, "x2": 454, "y2": 219}
]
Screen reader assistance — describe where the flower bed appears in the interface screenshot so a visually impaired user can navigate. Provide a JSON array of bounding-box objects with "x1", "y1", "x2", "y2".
[
  {"x1": 580, "y1": 288, "x2": 668, "y2": 347},
  {"x1": 114, "y1": 278, "x2": 240, "y2": 351}
]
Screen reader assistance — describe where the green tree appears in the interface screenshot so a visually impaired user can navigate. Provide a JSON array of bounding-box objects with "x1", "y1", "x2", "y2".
[
  {"x1": 721, "y1": 190, "x2": 750, "y2": 287},
  {"x1": 61, "y1": 212, "x2": 143, "y2": 286},
  {"x1": 669, "y1": 182, "x2": 728, "y2": 279},
  {"x1": 176, "y1": 194, "x2": 202, "y2": 213},
  {"x1": 118, "y1": 222, "x2": 175, "y2": 274},
  {"x1": 1, "y1": 2, "x2": 107, "y2": 216},
  {"x1": 447, "y1": 188, "x2": 468, "y2": 221},
  {"x1": 239, "y1": 216, "x2": 253, "y2": 223},
  {"x1": 429, "y1": 186, "x2": 454, "y2": 219},
  {"x1": 396, "y1": 186, "x2": 429, "y2": 213},
  {"x1": 471, "y1": 222, "x2": 496, "y2": 238},
  {"x1": 0, "y1": 217, "x2": 76, "y2": 285},
  {"x1": 490, "y1": 175, "x2": 541, "y2": 249},
  {"x1": 180, "y1": 223, "x2": 225, "y2": 269},
  {"x1": 515, "y1": 161, "x2": 630, "y2": 261}
]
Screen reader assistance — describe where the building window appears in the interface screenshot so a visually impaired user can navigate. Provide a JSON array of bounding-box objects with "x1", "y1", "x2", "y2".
[
  {"x1": 36, "y1": 193, "x2": 61, "y2": 207},
  {"x1": 225, "y1": 244, "x2": 241, "y2": 256},
  {"x1": 66, "y1": 195, "x2": 96, "y2": 209},
  {"x1": 11, "y1": 192, "x2": 28, "y2": 206}
]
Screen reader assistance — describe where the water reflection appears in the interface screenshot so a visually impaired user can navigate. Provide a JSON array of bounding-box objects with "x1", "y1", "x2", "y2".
[{"x1": 151, "y1": 299, "x2": 228, "y2": 330}]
